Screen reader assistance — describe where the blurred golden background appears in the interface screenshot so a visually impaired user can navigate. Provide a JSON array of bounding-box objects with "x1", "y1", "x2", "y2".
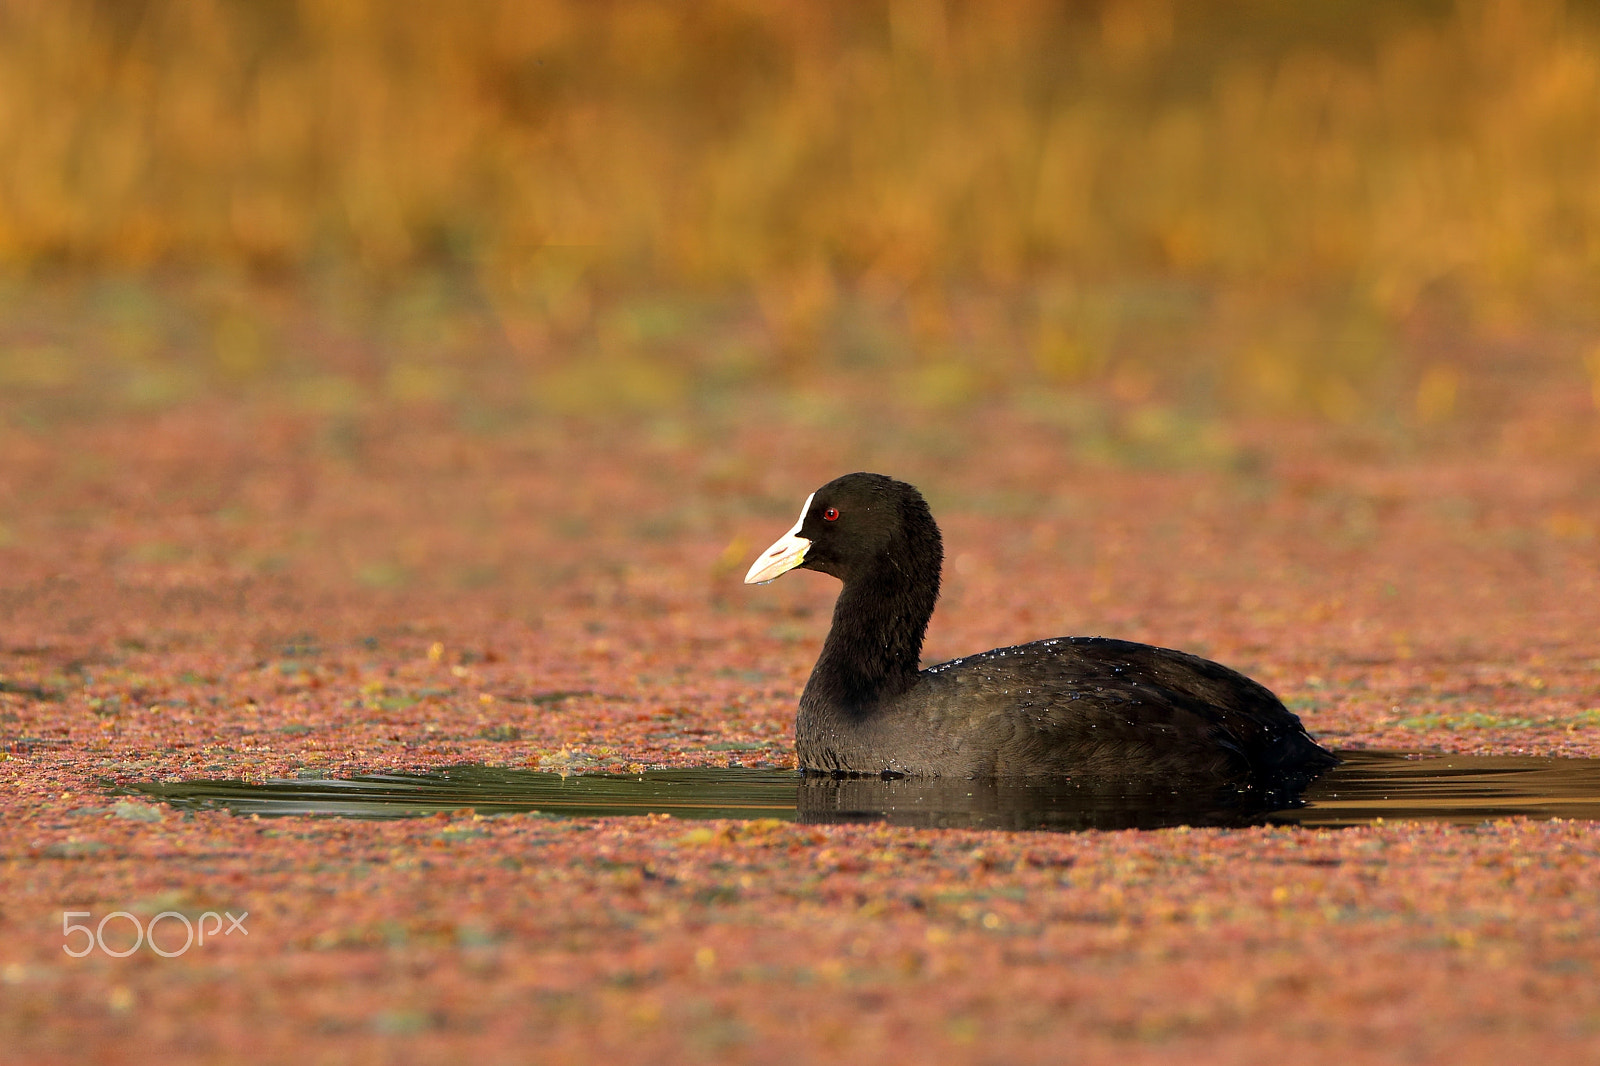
[{"x1": 1, "y1": 0, "x2": 1598, "y2": 421}]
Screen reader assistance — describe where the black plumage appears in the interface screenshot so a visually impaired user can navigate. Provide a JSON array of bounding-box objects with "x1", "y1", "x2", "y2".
[{"x1": 746, "y1": 472, "x2": 1337, "y2": 783}]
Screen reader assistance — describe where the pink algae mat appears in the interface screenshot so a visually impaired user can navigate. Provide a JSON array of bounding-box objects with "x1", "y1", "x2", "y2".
[{"x1": 3, "y1": 387, "x2": 1600, "y2": 1065}]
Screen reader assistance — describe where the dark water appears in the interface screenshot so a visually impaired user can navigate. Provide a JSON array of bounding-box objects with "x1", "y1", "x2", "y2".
[{"x1": 118, "y1": 750, "x2": 1600, "y2": 832}]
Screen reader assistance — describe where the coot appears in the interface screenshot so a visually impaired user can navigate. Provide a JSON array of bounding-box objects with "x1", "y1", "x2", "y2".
[{"x1": 746, "y1": 472, "x2": 1337, "y2": 782}]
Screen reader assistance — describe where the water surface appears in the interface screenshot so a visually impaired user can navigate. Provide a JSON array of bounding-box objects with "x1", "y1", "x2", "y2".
[{"x1": 119, "y1": 750, "x2": 1600, "y2": 832}]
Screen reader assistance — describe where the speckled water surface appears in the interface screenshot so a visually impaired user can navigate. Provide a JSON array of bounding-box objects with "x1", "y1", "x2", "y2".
[{"x1": 4, "y1": 369, "x2": 1600, "y2": 1065}]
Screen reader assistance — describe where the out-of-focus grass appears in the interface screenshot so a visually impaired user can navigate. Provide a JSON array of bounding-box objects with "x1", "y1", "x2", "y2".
[{"x1": 1, "y1": 0, "x2": 1598, "y2": 419}]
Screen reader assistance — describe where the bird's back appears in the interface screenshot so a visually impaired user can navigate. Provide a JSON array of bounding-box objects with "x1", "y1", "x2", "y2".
[{"x1": 801, "y1": 636, "x2": 1336, "y2": 781}]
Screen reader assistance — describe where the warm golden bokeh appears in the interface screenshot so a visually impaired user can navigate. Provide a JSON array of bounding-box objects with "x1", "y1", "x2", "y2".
[{"x1": 1, "y1": 0, "x2": 1597, "y2": 414}]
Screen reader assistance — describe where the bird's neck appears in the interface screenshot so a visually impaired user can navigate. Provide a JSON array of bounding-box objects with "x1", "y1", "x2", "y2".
[{"x1": 804, "y1": 563, "x2": 938, "y2": 715}]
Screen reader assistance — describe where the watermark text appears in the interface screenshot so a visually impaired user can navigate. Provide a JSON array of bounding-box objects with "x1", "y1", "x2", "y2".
[{"x1": 63, "y1": 910, "x2": 248, "y2": 957}]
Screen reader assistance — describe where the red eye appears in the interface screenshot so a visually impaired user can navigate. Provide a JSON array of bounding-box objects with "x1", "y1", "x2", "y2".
[{"x1": 823, "y1": 507, "x2": 839, "y2": 522}]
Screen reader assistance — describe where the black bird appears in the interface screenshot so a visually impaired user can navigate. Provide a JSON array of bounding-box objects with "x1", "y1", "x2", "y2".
[{"x1": 746, "y1": 472, "x2": 1337, "y2": 783}]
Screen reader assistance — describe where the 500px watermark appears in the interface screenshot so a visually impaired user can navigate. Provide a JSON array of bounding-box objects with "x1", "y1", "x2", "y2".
[{"x1": 62, "y1": 910, "x2": 248, "y2": 958}]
